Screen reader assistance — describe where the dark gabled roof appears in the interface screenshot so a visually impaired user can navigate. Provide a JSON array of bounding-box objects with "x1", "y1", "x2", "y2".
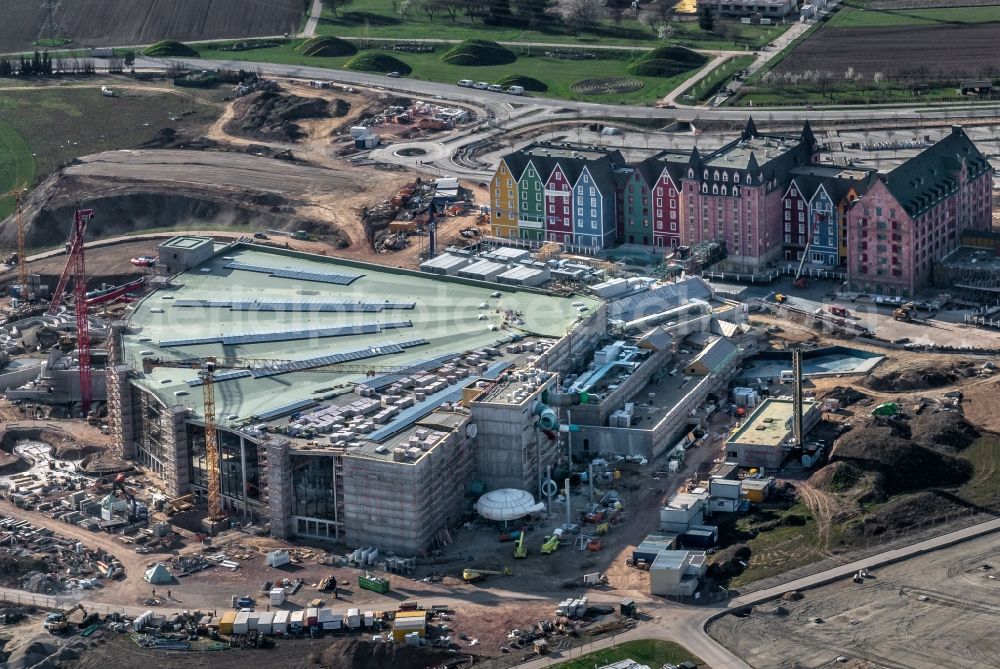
[
  {"x1": 499, "y1": 149, "x2": 530, "y2": 181},
  {"x1": 883, "y1": 126, "x2": 992, "y2": 216},
  {"x1": 743, "y1": 116, "x2": 758, "y2": 140},
  {"x1": 790, "y1": 165, "x2": 878, "y2": 204},
  {"x1": 635, "y1": 156, "x2": 662, "y2": 187}
]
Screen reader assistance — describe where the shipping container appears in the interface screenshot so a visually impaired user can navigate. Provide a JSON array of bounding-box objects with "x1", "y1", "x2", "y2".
[
  {"x1": 359, "y1": 573, "x2": 390, "y2": 594},
  {"x1": 290, "y1": 610, "x2": 304, "y2": 634},
  {"x1": 305, "y1": 607, "x2": 319, "y2": 628},
  {"x1": 219, "y1": 611, "x2": 237, "y2": 636},
  {"x1": 272, "y1": 610, "x2": 289, "y2": 635},
  {"x1": 257, "y1": 611, "x2": 275, "y2": 635},
  {"x1": 233, "y1": 611, "x2": 250, "y2": 635},
  {"x1": 346, "y1": 608, "x2": 361, "y2": 629}
]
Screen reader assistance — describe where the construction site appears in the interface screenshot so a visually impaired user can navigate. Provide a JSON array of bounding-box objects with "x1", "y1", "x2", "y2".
[{"x1": 1, "y1": 68, "x2": 1000, "y2": 669}]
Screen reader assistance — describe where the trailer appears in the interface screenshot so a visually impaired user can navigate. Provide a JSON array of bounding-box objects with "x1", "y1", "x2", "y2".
[
  {"x1": 233, "y1": 611, "x2": 250, "y2": 636},
  {"x1": 257, "y1": 611, "x2": 275, "y2": 635},
  {"x1": 319, "y1": 608, "x2": 341, "y2": 631},
  {"x1": 272, "y1": 610, "x2": 289, "y2": 635},
  {"x1": 289, "y1": 610, "x2": 304, "y2": 634}
]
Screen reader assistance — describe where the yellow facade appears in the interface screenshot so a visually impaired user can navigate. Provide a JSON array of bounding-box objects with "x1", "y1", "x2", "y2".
[
  {"x1": 838, "y1": 186, "x2": 859, "y2": 264},
  {"x1": 490, "y1": 159, "x2": 519, "y2": 238}
]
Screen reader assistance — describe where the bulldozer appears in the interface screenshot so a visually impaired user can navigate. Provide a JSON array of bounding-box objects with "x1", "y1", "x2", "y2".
[
  {"x1": 514, "y1": 531, "x2": 527, "y2": 559},
  {"x1": 462, "y1": 566, "x2": 512, "y2": 582}
]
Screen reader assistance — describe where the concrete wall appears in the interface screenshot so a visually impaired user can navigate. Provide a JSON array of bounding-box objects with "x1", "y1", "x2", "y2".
[{"x1": 570, "y1": 345, "x2": 674, "y2": 427}]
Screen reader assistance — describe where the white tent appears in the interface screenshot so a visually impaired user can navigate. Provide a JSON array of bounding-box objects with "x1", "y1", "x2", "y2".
[
  {"x1": 475, "y1": 489, "x2": 545, "y2": 521},
  {"x1": 144, "y1": 562, "x2": 172, "y2": 584}
]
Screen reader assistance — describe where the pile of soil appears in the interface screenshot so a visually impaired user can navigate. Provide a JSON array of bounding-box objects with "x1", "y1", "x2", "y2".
[
  {"x1": 809, "y1": 460, "x2": 864, "y2": 493},
  {"x1": 830, "y1": 416, "x2": 973, "y2": 496},
  {"x1": 320, "y1": 638, "x2": 456, "y2": 669},
  {"x1": 843, "y1": 491, "x2": 970, "y2": 539},
  {"x1": 861, "y1": 361, "x2": 977, "y2": 392},
  {"x1": 707, "y1": 544, "x2": 751, "y2": 580},
  {"x1": 823, "y1": 385, "x2": 869, "y2": 407},
  {"x1": 911, "y1": 410, "x2": 979, "y2": 451},
  {"x1": 227, "y1": 90, "x2": 348, "y2": 141}
]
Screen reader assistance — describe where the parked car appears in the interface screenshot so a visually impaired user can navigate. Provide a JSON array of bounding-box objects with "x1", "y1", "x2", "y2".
[
  {"x1": 506, "y1": 85, "x2": 525, "y2": 95},
  {"x1": 386, "y1": 71, "x2": 402, "y2": 78},
  {"x1": 487, "y1": 84, "x2": 503, "y2": 92},
  {"x1": 253, "y1": 232, "x2": 269, "y2": 239},
  {"x1": 457, "y1": 79, "x2": 473, "y2": 87},
  {"x1": 473, "y1": 81, "x2": 489, "y2": 89}
]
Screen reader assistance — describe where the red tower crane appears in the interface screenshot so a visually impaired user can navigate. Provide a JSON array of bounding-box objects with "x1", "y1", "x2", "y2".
[{"x1": 48, "y1": 207, "x2": 94, "y2": 415}]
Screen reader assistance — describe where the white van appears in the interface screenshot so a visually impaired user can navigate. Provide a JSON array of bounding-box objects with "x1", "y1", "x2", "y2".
[
  {"x1": 779, "y1": 370, "x2": 795, "y2": 383},
  {"x1": 506, "y1": 85, "x2": 525, "y2": 95},
  {"x1": 457, "y1": 79, "x2": 473, "y2": 87},
  {"x1": 487, "y1": 84, "x2": 503, "y2": 92},
  {"x1": 473, "y1": 81, "x2": 489, "y2": 89}
]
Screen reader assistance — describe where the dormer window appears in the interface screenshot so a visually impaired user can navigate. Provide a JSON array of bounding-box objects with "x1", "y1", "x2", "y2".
[
  {"x1": 721, "y1": 185, "x2": 727, "y2": 196},
  {"x1": 734, "y1": 173, "x2": 740, "y2": 184},
  {"x1": 746, "y1": 174, "x2": 752, "y2": 184},
  {"x1": 714, "y1": 170, "x2": 720, "y2": 181},
  {"x1": 688, "y1": 168, "x2": 694, "y2": 178},
  {"x1": 733, "y1": 186, "x2": 739, "y2": 197},
  {"x1": 723, "y1": 172, "x2": 728, "y2": 182},
  {"x1": 702, "y1": 183, "x2": 708, "y2": 193},
  {"x1": 712, "y1": 184, "x2": 718, "y2": 195},
  {"x1": 703, "y1": 169, "x2": 709, "y2": 179}
]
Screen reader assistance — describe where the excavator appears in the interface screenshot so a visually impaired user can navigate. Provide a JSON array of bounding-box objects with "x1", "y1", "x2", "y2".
[
  {"x1": 514, "y1": 531, "x2": 527, "y2": 559},
  {"x1": 540, "y1": 534, "x2": 560, "y2": 555},
  {"x1": 462, "y1": 566, "x2": 511, "y2": 582},
  {"x1": 44, "y1": 604, "x2": 86, "y2": 634},
  {"x1": 113, "y1": 473, "x2": 147, "y2": 523}
]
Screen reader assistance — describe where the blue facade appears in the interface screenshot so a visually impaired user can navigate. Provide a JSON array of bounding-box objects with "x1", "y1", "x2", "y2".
[
  {"x1": 573, "y1": 168, "x2": 615, "y2": 248},
  {"x1": 808, "y1": 185, "x2": 839, "y2": 266}
]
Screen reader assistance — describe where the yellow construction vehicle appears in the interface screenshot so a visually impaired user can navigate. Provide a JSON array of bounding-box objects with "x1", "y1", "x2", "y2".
[
  {"x1": 540, "y1": 535, "x2": 559, "y2": 555},
  {"x1": 774, "y1": 293, "x2": 787, "y2": 304},
  {"x1": 893, "y1": 303, "x2": 917, "y2": 322},
  {"x1": 462, "y1": 566, "x2": 511, "y2": 582},
  {"x1": 514, "y1": 531, "x2": 527, "y2": 559},
  {"x1": 43, "y1": 604, "x2": 86, "y2": 634}
]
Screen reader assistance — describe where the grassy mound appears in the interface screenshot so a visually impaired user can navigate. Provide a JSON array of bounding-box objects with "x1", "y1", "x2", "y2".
[
  {"x1": 143, "y1": 40, "x2": 199, "y2": 57},
  {"x1": 296, "y1": 36, "x2": 356, "y2": 57},
  {"x1": 441, "y1": 39, "x2": 516, "y2": 66},
  {"x1": 343, "y1": 52, "x2": 411, "y2": 75},
  {"x1": 495, "y1": 74, "x2": 547, "y2": 92},
  {"x1": 627, "y1": 46, "x2": 707, "y2": 77}
]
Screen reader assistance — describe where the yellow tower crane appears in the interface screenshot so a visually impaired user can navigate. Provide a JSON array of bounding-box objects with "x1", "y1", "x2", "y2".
[
  {"x1": 199, "y1": 359, "x2": 223, "y2": 522},
  {"x1": 3, "y1": 186, "x2": 29, "y2": 300}
]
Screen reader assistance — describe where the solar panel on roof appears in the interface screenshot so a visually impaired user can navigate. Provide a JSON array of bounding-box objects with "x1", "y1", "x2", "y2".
[{"x1": 224, "y1": 262, "x2": 362, "y2": 285}]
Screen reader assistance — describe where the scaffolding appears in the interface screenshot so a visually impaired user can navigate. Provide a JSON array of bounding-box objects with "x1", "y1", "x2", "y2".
[{"x1": 106, "y1": 323, "x2": 125, "y2": 460}]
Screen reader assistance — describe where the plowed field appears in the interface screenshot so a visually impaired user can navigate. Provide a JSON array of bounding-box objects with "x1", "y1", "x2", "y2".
[
  {"x1": 1, "y1": 0, "x2": 303, "y2": 52},
  {"x1": 773, "y1": 23, "x2": 1000, "y2": 79}
]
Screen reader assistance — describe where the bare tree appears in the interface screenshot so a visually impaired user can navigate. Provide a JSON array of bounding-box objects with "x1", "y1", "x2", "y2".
[
  {"x1": 549, "y1": 0, "x2": 608, "y2": 28},
  {"x1": 323, "y1": 0, "x2": 350, "y2": 17}
]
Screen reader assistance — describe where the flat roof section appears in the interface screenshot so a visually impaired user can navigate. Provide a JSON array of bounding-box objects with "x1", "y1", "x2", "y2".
[
  {"x1": 125, "y1": 245, "x2": 597, "y2": 423},
  {"x1": 160, "y1": 236, "x2": 214, "y2": 250},
  {"x1": 728, "y1": 398, "x2": 814, "y2": 447}
]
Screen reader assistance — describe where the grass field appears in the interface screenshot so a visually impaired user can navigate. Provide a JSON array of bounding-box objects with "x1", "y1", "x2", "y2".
[
  {"x1": 956, "y1": 435, "x2": 1000, "y2": 506},
  {"x1": 316, "y1": 0, "x2": 784, "y2": 49},
  {"x1": 828, "y1": 3, "x2": 1000, "y2": 27},
  {"x1": 0, "y1": 84, "x2": 222, "y2": 220},
  {"x1": 195, "y1": 41, "x2": 702, "y2": 105},
  {"x1": 690, "y1": 54, "x2": 754, "y2": 103},
  {"x1": 730, "y1": 502, "x2": 828, "y2": 587},
  {"x1": 554, "y1": 639, "x2": 702, "y2": 668},
  {"x1": 0, "y1": 118, "x2": 35, "y2": 219}
]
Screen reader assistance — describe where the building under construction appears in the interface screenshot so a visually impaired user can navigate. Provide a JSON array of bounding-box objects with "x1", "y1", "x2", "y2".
[{"x1": 109, "y1": 237, "x2": 605, "y2": 553}]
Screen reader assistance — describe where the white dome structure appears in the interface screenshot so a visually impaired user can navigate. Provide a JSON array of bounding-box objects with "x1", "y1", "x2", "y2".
[{"x1": 476, "y1": 488, "x2": 545, "y2": 521}]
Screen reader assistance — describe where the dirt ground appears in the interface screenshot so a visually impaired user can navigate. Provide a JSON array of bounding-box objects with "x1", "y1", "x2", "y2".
[{"x1": 708, "y1": 530, "x2": 1000, "y2": 668}]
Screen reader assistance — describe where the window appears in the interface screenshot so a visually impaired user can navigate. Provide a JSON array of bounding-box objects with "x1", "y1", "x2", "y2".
[
  {"x1": 670, "y1": 221, "x2": 677, "y2": 231},
  {"x1": 589, "y1": 187, "x2": 596, "y2": 197},
  {"x1": 714, "y1": 171, "x2": 720, "y2": 181},
  {"x1": 563, "y1": 206, "x2": 569, "y2": 215},
  {"x1": 688, "y1": 168, "x2": 694, "y2": 178},
  {"x1": 798, "y1": 200, "x2": 804, "y2": 211},
  {"x1": 721, "y1": 185, "x2": 727, "y2": 196},
  {"x1": 656, "y1": 198, "x2": 663, "y2": 207},
  {"x1": 791, "y1": 188, "x2": 797, "y2": 197},
  {"x1": 784, "y1": 222, "x2": 791, "y2": 232},
  {"x1": 591, "y1": 220, "x2": 597, "y2": 229},
  {"x1": 734, "y1": 173, "x2": 740, "y2": 184},
  {"x1": 703, "y1": 169, "x2": 709, "y2": 179},
  {"x1": 590, "y1": 197, "x2": 597, "y2": 208},
  {"x1": 712, "y1": 184, "x2": 718, "y2": 195},
  {"x1": 798, "y1": 212, "x2": 805, "y2": 223},
  {"x1": 670, "y1": 200, "x2": 676, "y2": 210},
  {"x1": 548, "y1": 205, "x2": 555, "y2": 213},
  {"x1": 784, "y1": 234, "x2": 791, "y2": 243},
  {"x1": 702, "y1": 183, "x2": 708, "y2": 193},
  {"x1": 723, "y1": 172, "x2": 729, "y2": 182},
  {"x1": 785, "y1": 200, "x2": 791, "y2": 209}
]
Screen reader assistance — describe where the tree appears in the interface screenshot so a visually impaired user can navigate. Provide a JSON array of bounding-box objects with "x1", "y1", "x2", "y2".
[
  {"x1": 698, "y1": 6, "x2": 714, "y2": 32},
  {"x1": 398, "y1": 0, "x2": 412, "y2": 19},
  {"x1": 439, "y1": 0, "x2": 462, "y2": 21},
  {"x1": 512, "y1": 0, "x2": 550, "y2": 26},
  {"x1": 419, "y1": 0, "x2": 438, "y2": 19},
  {"x1": 323, "y1": 0, "x2": 350, "y2": 17},
  {"x1": 549, "y1": 0, "x2": 608, "y2": 28},
  {"x1": 123, "y1": 50, "x2": 136, "y2": 71}
]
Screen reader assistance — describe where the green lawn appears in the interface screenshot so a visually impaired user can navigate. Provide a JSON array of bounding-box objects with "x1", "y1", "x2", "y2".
[
  {"x1": 956, "y1": 435, "x2": 1000, "y2": 506},
  {"x1": 734, "y1": 81, "x2": 964, "y2": 106},
  {"x1": 0, "y1": 85, "x2": 222, "y2": 221},
  {"x1": 196, "y1": 41, "x2": 702, "y2": 105},
  {"x1": 316, "y1": 0, "x2": 784, "y2": 49},
  {"x1": 0, "y1": 118, "x2": 36, "y2": 220},
  {"x1": 731, "y1": 502, "x2": 827, "y2": 587},
  {"x1": 828, "y1": 4, "x2": 1000, "y2": 28},
  {"x1": 554, "y1": 639, "x2": 702, "y2": 668}
]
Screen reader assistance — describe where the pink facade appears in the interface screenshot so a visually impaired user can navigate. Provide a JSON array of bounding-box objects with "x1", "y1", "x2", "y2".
[
  {"x1": 846, "y1": 158, "x2": 992, "y2": 296},
  {"x1": 544, "y1": 164, "x2": 573, "y2": 243}
]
